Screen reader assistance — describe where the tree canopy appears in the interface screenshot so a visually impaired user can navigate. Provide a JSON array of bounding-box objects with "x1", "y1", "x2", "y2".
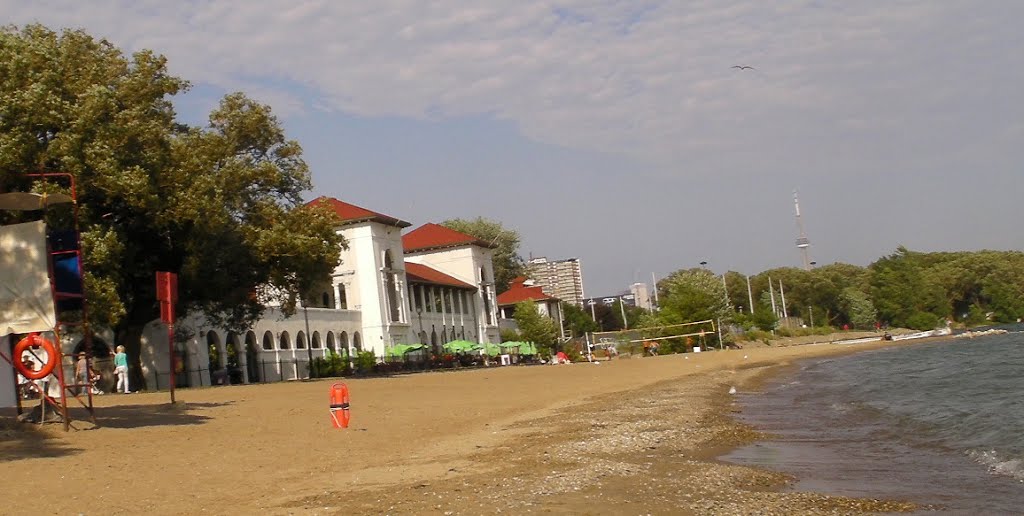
[
  {"x1": 441, "y1": 216, "x2": 525, "y2": 294},
  {"x1": 512, "y1": 300, "x2": 558, "y2": 352},
  {"x1": 0, "y1": 25, "x2": 344, "y2": 385}
]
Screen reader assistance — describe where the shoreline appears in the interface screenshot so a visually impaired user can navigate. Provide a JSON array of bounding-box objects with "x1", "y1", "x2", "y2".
[{"x1": 0, "y1": 337, "x2": 946, "y2": 514}]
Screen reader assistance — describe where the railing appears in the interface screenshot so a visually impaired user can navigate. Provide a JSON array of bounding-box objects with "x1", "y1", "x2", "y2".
[{"x1": 137, "y1": 353, "x2": 541, "y2": 391}]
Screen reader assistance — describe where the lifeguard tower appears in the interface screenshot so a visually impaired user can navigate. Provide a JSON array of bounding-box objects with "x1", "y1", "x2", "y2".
[{"x1": 1, "y1": 173, "x2": 98, "y2": 430}]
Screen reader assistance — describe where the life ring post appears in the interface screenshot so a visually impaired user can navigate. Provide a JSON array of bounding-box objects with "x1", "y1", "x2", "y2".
[{"x1": 329, "y1": 382, "x2": 350, "y2": 429}]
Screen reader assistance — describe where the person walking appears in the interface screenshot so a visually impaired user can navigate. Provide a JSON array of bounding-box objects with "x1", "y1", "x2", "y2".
[
  {"x1": 75, "y1": 353, "x2": 89, "y2": 394},
  {"x1": 112, "y1": 345, "x2": 130, "y2": 394}
]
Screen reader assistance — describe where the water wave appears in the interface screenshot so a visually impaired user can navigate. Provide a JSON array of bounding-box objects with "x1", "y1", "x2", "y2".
[{"x1": 968, "y1": 449, "x2": 1024, "y2": 482}]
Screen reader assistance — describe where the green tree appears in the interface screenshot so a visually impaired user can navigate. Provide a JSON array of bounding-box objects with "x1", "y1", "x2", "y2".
[
  {"x1": 512, "y1": 300, "x2": 558, "y2": 352},
  {"x1": 441, "y1": 217, "x2": 524, "y2": 294},
  {"x1": 0, "y1": 25, "x2": 344, "y2": 388},
  {"x1": 655, "y1": 268, "x2": 731, "y2": 324},
  {"x1": 561, "y1": 301, "x2": 598, "y2": 337},
  {"x1": 839, "y1": 287, "x2": 876, "y2": 329},
  {"x1": 869, "y1": 247, "x2": 949, "y2": 329}
]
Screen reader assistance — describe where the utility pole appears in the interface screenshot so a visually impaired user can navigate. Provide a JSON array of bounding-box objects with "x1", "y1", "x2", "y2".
[
  {"x1": 769, "y1": 277, "x2": 778, "y2": 317},
  {"x1": 721, "y1": 274, "x2": 730, "y2": 308},
  {"x1": 746, "y1": 274, "x2": 755, "y2": 314},
  {"x1": 779, "y1": 280, "x2": 789, "y2": 327},
  {"x1": 651, "y1": 272, "x2": 660, "y2": 310},
  {"x1": 618, "y1": 299, "x2": 629, "y2": 330}
]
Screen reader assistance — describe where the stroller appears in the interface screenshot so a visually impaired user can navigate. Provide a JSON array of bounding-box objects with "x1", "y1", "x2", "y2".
[{"x1": 88, "y1": 368, "x2": 105, "y2": 395}]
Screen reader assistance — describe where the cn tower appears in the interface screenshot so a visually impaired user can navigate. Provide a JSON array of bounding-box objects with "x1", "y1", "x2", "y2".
[{"x1": 793, "y1": 190, "x2": 812, "y2": 270}]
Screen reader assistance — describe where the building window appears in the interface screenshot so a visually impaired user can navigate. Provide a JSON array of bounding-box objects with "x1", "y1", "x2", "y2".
[
  {"x1": 279, "y1": 331, "x2": 291, "y2": 350},
  {"x1": 433, "y1": 287, "x2": 443, "y2": 313},
  {"x1": 424, "y1": 287, "x2": 433, "y2": 313},
  {"x1": 444, "y1": 289, "x2": 453, "y2": 314},
  {"x1": 322, "y1": 292, "x2": 330, "y2": 308},
  {"x1": 262, "y1": 331, "x2": 274, "y2": 350},
  {"x1": 337, "y1": 284, "x2": 348, "y2": 309},
  {"x1": 311, "y1": 331, "x2": 321, "y2": 349}
]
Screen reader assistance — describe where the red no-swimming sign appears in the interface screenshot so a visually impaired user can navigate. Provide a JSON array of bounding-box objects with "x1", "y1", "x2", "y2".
[{"x1": 156, "y1": 271, "x2": 178, "y2": 324}]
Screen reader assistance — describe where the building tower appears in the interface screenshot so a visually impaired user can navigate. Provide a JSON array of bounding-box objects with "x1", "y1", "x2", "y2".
[
  {"x1": 793, "y1": 190, "x2": 812, "y2": 270},
  {"x1": 526, "y1": 257, "x2": 586, "y2": 306}
]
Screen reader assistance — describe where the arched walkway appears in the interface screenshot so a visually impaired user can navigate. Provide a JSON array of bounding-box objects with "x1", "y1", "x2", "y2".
[
  {"x1": 225, "y1": 331, "x2": 242, "y2": 384},
  {"x1": 245, "y1": 331, "x2": 260, "y2": 383}
]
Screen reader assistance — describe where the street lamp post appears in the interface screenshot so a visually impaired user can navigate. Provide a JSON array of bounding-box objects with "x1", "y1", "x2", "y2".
[{"x1": 302, "y1": 303, "x2": 313, "y2": 378}]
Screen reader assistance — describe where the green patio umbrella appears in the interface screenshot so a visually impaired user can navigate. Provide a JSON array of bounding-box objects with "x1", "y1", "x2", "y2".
[
  {"x1": 483, "y1": 342, "x2": 503, "y2": 357},
  {"x1": 386, "y1": 343, "x2": 426, "y2": 357},
  {"x1": 442, "y1": 340, "x2": 482, "y2": 353}
]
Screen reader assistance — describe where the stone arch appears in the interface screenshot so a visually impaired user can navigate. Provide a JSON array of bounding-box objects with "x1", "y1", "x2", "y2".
[
  {"x1": 339, "y1": 331, "x2": 349, "y2": 354},
  {"x1": 262, "y1": 330, "x2": 274, "y2": 350},
  {"x1": 311, "y1": 331, "x2": 321, "y2": 349},
  {"x1": 207, "y1": 331, "x2": 223, "y2": 373},
  {"x1": 352, "y1": 332, "x2": 362, "y2": 352},
  {"x1": 296, "y1": 331, "x2": 307, "y2": 350},
  {"x1": 225, "y1": 331, "x2": 242, "y2": 384},
  {"x1": 325, "y1": 332, "x2": 336, "y2": 352},
  {"x1": 280, "y1": 331, "x2": 291, "y2": 350},
  {"x1": 72, "y1": 336, "x2": 111, "y2": 358},
  {"x1": 245, "y1": 331, "x2": 260, "y2": 383}
]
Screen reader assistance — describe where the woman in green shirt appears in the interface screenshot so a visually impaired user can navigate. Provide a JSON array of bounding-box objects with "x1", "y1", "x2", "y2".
[{"x1": 112, "y1": 345, "x2": 129, "y2": 394}]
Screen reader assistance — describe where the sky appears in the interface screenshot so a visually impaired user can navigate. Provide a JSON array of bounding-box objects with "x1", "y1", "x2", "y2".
[{"x1": 5, "y1": 1, "x2": 1024, "y2": 296}]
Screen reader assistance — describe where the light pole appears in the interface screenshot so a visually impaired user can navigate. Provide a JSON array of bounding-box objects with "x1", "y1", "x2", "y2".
[{"x1": 302, "y1": 303, "x2": 313, "y2": 379}]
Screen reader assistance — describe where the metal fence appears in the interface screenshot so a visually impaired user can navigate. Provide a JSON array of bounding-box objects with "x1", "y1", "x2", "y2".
[{"x1": 139, "y1": 353, "x2": 541, "y2": 391}]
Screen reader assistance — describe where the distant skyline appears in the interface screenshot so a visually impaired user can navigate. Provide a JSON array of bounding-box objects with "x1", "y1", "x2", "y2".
[{"x1": 5, "y1": 1, "x2": 1023, "y2": 295}]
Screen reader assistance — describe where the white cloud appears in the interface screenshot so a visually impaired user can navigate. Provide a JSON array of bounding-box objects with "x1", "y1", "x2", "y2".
[{"x1": 3, "y1": 0, "x2": 1023, "y2": 173}]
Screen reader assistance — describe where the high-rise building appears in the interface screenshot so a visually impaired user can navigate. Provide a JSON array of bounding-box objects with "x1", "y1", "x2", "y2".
[
  {"x1": 630, "y1": 282, "x2": 652, "y2": 311},
  {"x1": 526, "y1": 257, "x2": 585, "y2": 306}
]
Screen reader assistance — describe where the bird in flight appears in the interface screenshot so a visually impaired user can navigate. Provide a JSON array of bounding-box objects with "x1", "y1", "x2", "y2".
[{"x1": 732, "y1": 65, "x2": 755, "y2": 70}]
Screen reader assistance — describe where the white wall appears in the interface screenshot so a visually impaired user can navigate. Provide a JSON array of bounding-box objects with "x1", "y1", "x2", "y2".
[{"x1": 405, "y1": 245, "x2": 499, "y2": 343}]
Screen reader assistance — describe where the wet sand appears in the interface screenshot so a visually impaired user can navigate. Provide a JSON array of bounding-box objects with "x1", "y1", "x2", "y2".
[{"x1": 1, "y1": 338, "x2": 930, "y2": 515}]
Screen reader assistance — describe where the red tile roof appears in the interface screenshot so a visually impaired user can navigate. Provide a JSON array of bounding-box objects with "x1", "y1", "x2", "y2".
[
  {"x1": 405, "y1": 262, "x2": 475, "y2": 289},
  {"x1": 402, "y1": 223, "x2": 496, "y2": 253},
  {"x1": 306, "y1": 196, "x2": 411, "y2": 228},
  {"x1": 497, "y1": 276, "x2": 557, "y2": 306}
]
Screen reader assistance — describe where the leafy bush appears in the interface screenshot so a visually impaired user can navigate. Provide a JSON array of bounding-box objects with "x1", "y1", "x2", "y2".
[
  {"x1": 354, "y1": 351, "x2": 376, "y2": 375},
  {"x1": 310, "y1": 349, "x2": 350, "y2": 378}
]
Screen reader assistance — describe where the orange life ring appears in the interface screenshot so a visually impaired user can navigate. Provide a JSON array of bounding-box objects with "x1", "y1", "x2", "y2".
[
  {"x1": 14, "y1": 333, "x2": 58, "y2": 380},
  {"x1": 329, "y1": 382, "x2": 350, "y2": 429}
]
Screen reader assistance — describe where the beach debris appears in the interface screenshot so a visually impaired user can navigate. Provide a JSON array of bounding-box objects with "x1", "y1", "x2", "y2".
[
  {"x1": 728, "y1": 386, "x2": 737, "y2": 395},
  {"x1": 743, "y1": 355, "x2": 748, "y2": 359}
]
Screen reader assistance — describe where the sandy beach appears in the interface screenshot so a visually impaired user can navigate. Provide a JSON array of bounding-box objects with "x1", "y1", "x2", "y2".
[{"x1": 1, "y1": 338, "x2": 930, "y2": 515}]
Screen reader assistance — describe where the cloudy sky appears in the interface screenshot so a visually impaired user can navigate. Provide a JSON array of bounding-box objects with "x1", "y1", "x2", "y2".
[{"x1": 6, "y1": 1, "x2": 1023, "y2": 295}]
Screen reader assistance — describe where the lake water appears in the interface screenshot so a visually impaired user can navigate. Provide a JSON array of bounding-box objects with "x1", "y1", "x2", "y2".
[{"x1": 722, "y1": 330, "x2": 1024, "y2": 514}]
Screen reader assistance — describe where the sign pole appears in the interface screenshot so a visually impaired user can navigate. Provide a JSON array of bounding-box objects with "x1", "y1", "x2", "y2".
[
  {"x1": 168, "y1": 322, "x2": 176, "y2": 404},
  {"x1": 156, "y1": 271, "x2": 179, "y2": 405}
]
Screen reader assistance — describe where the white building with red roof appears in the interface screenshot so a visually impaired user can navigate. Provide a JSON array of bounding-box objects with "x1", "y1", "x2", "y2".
[
  {"x1": 134, "y1": 196, "x2": 504, "y2": 387},
  {"x1": 497, "y1": 276, "x2": 564, "y2": 335},
  {"x1": 402, "y1": 223, "x2": 502, "y2": 347}
]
